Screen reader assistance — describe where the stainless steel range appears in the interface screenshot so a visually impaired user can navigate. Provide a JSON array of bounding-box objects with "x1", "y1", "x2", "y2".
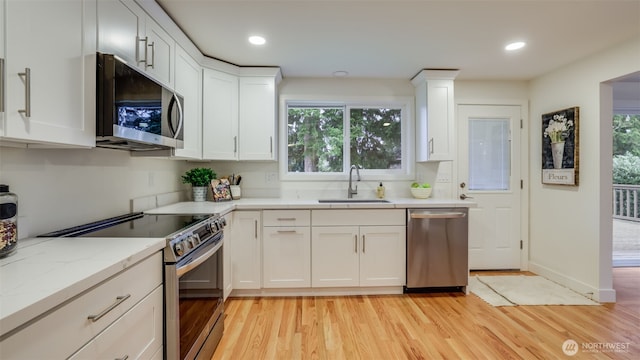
[{"x1": 39, "y1": 212, "x2": 225, "y2": 360}]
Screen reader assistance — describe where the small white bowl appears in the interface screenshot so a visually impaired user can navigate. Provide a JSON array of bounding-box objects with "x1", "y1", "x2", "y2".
[{"x1": 410, "y1": 187, "x2": 432, "y2": 199}]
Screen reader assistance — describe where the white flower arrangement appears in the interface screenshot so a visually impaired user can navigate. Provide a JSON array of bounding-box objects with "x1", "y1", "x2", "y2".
[{"x1": 544, "y1": 114, "x2": 574, "y2": 143}]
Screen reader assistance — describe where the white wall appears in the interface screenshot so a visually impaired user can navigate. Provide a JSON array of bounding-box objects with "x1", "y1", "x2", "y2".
[
  {"x1": 528, "y1": 38, "x2": 640, "y2": 302},
  {"x1": 0, "y1": 146, "x2": 186, "y2": 237}
]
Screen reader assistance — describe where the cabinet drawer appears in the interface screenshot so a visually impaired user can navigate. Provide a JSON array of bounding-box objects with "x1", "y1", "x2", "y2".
[
  {"x1": 0, "y1": 252, "x2": 162, "y2": 359},
  {"x1": 68, "y1": 286, "x2": 163, "y2": 360},
  {"x1": 263, "y1": 210, "x2": 310, "y2": 227},
  {"x1": 312, "y1": 209, "x2": 405, "y2": 226}
]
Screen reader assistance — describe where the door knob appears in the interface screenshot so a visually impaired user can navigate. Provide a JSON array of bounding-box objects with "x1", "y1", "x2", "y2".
[{"x1": 460, "y1": 194, "x2": 474, "y2": 200}]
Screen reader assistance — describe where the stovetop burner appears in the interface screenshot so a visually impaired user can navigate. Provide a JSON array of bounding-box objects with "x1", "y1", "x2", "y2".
[{"x1": 38, "y1": 212, "x2": 225, "y2": 263}]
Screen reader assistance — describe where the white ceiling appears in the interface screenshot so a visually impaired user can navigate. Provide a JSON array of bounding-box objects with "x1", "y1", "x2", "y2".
[{"x1": 156, "y1": 0, "x2": 640, "y2": 80}]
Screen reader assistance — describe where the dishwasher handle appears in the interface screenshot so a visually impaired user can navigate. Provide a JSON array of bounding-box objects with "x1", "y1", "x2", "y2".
[{"x1": 410, "y1": 211, "x2": 466, "y2": 219}]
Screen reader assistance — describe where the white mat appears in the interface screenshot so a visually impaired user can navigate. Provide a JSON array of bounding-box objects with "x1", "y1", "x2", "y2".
[{"x1": 469, "y1": 275, "x2": 599, "y2": 306}]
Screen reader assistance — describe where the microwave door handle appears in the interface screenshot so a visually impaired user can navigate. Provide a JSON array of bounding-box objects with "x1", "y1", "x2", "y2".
[
  {"x1": 167, "y1": 93, "x2": 183, "y2": 139},
  {"x1": 174, "y1": 94, "x2": 183, "y2": 139}
]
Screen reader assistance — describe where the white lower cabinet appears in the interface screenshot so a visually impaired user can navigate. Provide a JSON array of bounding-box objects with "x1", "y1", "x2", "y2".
[
  {"x1": 262, "y1": 210, "x2": 311, "y2": 288},
  {"x1": 231, "y1": 210, "x2": 262, "y2": 289},
  {"x1": 68, "y1": 286, "x2": 163, "y2": 360},
  {"x1": 0, "y1": 252, "x2": 163, "y2": 359},
  {"x1": 311, "y1": 210, "x2": 406, "y2": 288}
]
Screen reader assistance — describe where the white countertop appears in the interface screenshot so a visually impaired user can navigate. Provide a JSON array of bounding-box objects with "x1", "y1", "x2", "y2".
[
  {"x1": 0, "y1": 236, "x2": 165, "y2": 338},
  {"x1": 145, "y1": 197, "x2": 475, "y2": 214}
]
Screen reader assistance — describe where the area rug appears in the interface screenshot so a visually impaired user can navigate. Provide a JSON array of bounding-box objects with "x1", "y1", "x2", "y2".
[{"x1": 468, "y1": 275, "x2": 600, "y2": 306}]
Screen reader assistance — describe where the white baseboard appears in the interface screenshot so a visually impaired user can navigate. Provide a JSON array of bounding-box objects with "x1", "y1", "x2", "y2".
[
  {"x1": 528, "y1": 261, "x2": 616, "y2": 303},
  {"x1": 230, "y1": 286, "x2": 404, "y2": 298}
]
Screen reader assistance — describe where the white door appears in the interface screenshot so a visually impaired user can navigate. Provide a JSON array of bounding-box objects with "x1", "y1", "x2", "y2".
[{"x1": 457, "y1": 105, "x2": 522, "y2": 270}]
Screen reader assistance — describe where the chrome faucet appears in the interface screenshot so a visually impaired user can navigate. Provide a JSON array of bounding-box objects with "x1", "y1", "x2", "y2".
[{"x1": 348, "y1": 165, "x2": 361, "y2": 198}]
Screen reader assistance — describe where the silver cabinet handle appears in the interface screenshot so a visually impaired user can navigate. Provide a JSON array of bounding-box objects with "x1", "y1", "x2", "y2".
[
  {"x1": 428, "y1": 138, "x2": 434, "y2": 155},
  {"x1": 254, "y1": 219, "x2": 258, "y2": 239},
  {"x1": 277, "y1": 218, "x2": 296, "y2": 221},
  {"x1": 354, "y1": 234, "x2": 358, "y2": 253},
  {"x1": 0, "y1": 58, "x2": 5, "y2": 112},
  {"x1": 18, "y1": 68, "x2": 31, "y2": 117},
  {"x1": 270, "y1": 136, "x2": 273, "y2": 155},
  {"x1": 87, "y1": 294, "x2": 131, "y2": 322},
  {"x1": 115, "y1": 356, "x2": 129, "y2": 360},
  {"x1": 362, "y1": 235, "x2": 365, "y2": 253},
  {"x1": 137, "y1": 36, "x2": 148, "y2": 65},
  {"x1": 146, "y1": 41, "x2": 155, "y2": 69},
  {"x1": 234, "y1": 136, "x2": 238, "y2": 153},
  {"x1": 276, "y1": 230, "x2": 297, "y2": 234}
]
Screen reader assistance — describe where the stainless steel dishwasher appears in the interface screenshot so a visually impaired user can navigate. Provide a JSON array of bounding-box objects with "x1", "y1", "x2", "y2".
[{"x1": 405, "y1": 208, "x2": 468, "y2": 292}]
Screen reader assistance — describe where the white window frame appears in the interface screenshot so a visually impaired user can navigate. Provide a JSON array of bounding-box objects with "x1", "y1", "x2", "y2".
[{"x1": 279, "y1": 95, "x2": 415, "y2": 181}]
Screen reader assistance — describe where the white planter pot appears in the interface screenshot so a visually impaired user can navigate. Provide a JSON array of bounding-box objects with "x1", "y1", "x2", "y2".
[{"x1": 192, "y1": 186, "x2": 208, "y2": 202}]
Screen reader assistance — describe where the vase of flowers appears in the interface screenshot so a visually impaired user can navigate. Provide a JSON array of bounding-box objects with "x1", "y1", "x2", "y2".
[{"x1": 544, "y1": 114, "x2": 574, "y2": 169}]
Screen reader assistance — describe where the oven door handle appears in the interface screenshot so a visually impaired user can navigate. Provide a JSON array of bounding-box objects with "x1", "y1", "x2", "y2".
[{"x1": 176, "y1": 238, "x2": 222, "y2": 278}]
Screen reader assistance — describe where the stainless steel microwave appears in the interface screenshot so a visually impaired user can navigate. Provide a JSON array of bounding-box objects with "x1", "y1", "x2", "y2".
[{"x1": 96, "y1": 53, "x2": 184, "y2": 151}]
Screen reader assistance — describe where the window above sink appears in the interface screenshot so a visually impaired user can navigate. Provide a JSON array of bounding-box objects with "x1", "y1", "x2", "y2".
[{"x1": 279, "y1": 96, "x2": 414, "y2": 182}]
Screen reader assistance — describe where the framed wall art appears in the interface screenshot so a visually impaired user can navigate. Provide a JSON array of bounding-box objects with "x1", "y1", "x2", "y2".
[{"x1": 542, "y1": 106, "x2": 579, "y2": 186}]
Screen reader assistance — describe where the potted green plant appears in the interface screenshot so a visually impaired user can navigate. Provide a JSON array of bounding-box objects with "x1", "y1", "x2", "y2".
[{"x1": 182, "y1": 167, "x2": 216, "y2": 201}]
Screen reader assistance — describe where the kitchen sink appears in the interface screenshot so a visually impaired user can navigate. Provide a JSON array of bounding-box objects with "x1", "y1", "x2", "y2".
[{"x1": 318, "y1": 199, "x2": 391, "y2": 203}]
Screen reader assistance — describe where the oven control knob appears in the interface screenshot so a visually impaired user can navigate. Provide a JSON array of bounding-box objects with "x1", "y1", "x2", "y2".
[
  {"x1": 186, "y1": 236, "x2": 195, "y2": 249},
  {"x1": 220, "y1": 217, "x2": 227, "y2": 227},
  {"x1": 174, "y1": 242, "x2": 185, "y2": 256}
]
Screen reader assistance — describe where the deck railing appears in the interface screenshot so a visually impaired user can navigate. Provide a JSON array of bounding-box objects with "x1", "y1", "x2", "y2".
[{"x1": 613, "y1": 184, "x2": 640, "y2": 222}]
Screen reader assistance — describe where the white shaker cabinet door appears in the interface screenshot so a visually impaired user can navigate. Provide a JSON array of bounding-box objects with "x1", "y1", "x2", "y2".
[
  {"x1": 263, "y1": 226, "x2": 311, "y2": 288},
  {"x1": 143, "y1": 17, "x2": 174, "y2": 88},
  {"x1": 97, "y1": 0, "x2": 144, "y2": 66},
  {"x1": 3, "y1": 0, "x2": 95, "y2": 147},
  {"x1": 202, "y1": 68, "x2": 239, "y2": 160},
  {"x1": 238, "y1": 76, "x2": 277, "y2": 160},
  {"x1": 311, "y1": 226, "x2": 360, "y2": 287},
  {"x1": 359, "y1": 226, "x2": 406, "y2": 287},
  {"x1": 173, "y1": 45, "x2": 202, "y2": 159},
  {"x1": 231, "y1": 211, "x2": 261, "y2": 289}
]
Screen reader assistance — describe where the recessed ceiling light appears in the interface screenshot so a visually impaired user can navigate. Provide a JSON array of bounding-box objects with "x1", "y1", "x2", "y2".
[
  {"x1": 333, "y1": 70, "x2": 349, "y2": 77},
  {"x1": 248, "y1": 36, "x2": 266, "y2": 45},
  {"x1": 505, "y1": 41, "x2": 526, "y2": 51}
]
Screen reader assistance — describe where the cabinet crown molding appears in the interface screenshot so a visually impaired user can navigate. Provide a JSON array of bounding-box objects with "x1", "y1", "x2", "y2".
[{"x1": 411, "y1": 69, "x2": 460, "y2": 85}]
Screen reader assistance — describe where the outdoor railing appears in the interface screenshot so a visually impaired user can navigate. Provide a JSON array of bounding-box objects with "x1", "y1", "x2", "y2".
[{"x1": 613, "y1": 184, "x2": 640, "y2": 222}]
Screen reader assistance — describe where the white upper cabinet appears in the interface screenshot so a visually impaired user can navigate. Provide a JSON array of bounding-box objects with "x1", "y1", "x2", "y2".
[
  {"x1": 238, "y1": 74, "x2": 280, "y2": 160},
  {"x1": 142, "y1": 17, "x2": 174, "y2": 88},
  {"x1": 202, "y1": 67, "x2": 281, "y2": 161},
  {"x1": 97, "y1": 0, "x2": 142, "y2": 66},
  {"x1": 1, "y1": 0, "x2": 96, "y2": 147},
  {"x1": 98, "y1": 0, "x2": 174, "y2": 88},
  {"x1": 173, "y1": 46, "x2": 202, "y2": 159},
  {"x1": 411, "y1": 70, "x2": 459, "y2": 161},
  {"x1": 202, "y1": 68, "x2": 239, "y2": 160}
]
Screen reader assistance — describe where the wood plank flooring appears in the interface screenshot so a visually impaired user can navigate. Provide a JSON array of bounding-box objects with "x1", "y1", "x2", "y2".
[{"x1": 212, "y1": 269, "x2": 640, "y2": 359}]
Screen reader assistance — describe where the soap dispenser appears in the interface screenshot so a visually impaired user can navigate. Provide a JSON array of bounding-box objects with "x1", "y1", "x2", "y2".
[{"x1": 376, "y1": 182, "x2": 385, "y2": 199}]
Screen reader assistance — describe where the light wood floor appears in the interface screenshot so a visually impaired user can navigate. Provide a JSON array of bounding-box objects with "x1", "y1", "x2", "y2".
[{"x1": 212, "y1": 269, "x2": 640, "y2": 359}]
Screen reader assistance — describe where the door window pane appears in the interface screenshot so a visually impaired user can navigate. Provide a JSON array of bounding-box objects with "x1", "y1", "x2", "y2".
[{"x1": 468, "y1": 118, "x2": 510, "y2": 190}]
